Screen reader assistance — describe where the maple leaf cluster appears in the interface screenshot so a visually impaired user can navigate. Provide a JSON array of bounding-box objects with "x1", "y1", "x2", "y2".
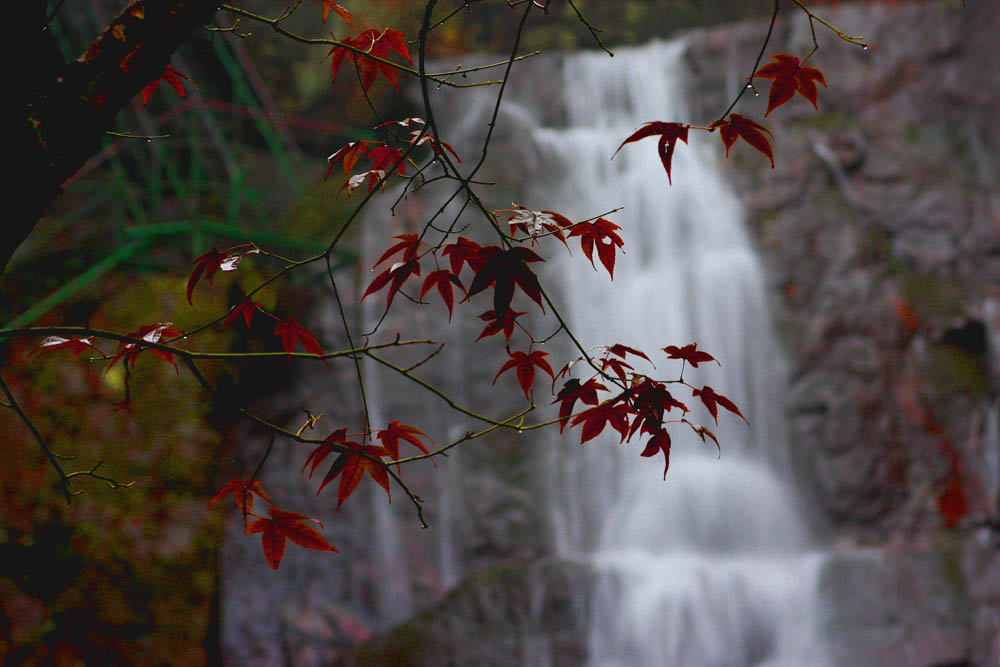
[
  {"x1": 24, "y1": 1, "x2": 966, "y2": 581},
  {"x1": 209, "y1": 478, "x2": 337, "y2": 569},
  {"x1": 551, "y1": 342, "x2": 744, "y2": 478},
  {"x1": 614, "y1": 52, "x2": 829, "y2": 180}
]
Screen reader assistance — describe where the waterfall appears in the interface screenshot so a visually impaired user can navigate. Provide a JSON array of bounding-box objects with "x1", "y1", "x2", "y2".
[{"x1": 525, "y1": 40, "x2": 832, "y2": 666}]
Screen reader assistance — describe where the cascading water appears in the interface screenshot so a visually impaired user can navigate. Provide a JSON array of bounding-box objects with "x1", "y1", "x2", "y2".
[{"x1": 526, "y1": 40, "x2": 833, "y2": 666}]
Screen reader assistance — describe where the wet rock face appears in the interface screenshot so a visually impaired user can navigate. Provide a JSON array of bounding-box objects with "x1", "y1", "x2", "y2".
[{"x1": 686, "y1": 1, "x2": 1000, "y2": 536}]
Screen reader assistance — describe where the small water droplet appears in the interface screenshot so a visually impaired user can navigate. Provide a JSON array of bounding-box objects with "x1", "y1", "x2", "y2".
[
  {"x1": 754, "y1": 91, "x2": 759, "y2": 97},
  {"x1": 745, "y1": 83, "x2": 752, "y2": 89},
  {"x1": 517, "y1": 429, "x2": 523, "y2": 435},
  {"x1": 146, "y1": 139, "x2": 152, "y2": 143},
  {"x1": 862, "y1": 45, "x2": 869, "y2": 51}
]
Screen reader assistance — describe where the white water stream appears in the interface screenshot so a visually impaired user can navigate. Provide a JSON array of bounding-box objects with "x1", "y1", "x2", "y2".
[{"x1": 526, "y1": 40, "x2": 833, "y2": 666}]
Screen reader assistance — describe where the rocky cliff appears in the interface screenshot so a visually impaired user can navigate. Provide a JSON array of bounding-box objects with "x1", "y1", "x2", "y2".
[{"x1": 689, "y1": 2, "x2": 999, "y2": 663}]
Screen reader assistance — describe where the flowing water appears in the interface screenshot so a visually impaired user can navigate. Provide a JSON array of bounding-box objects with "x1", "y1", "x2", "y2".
[
  {"x1": 349, "y1": 37, "x2": 834, "y2": 666},
  {"x1": 523, "y1": 40, "x2": 833, "y2": 666}
]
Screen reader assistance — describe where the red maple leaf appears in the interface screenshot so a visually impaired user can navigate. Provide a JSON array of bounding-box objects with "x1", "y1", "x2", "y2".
[
  {"x1": 753, "y1": 53, "x2": 827, "y2": 117},
  {"x1": 108, "y1": 322, "x2": 185, "y2": 372},
  {"x1": 611, "y1": 121, "x2": 689, "y2": 184},
  {"x1": 663, "y1": 342, "x2": 717, "y2": 368},
  {"x1": 420, "y1": 269, "x2": 464, "y2": 319},
  {"x1": 466, "y1": 246, "x2": 545, "y2": 318},
  {"x1": 362, "y1": 259, "x2": 422, "y2": 309},
  {"x1": 31, "y1": 336, "x2": 101, "y2": 357},
  {"x1": 273, "y1": 317, "x2": 327, "y2": 365},
  {"x1": 340, "y1": 169, "x2": 387, "y2": 196},
  {"x1": 140, "y1": 64, "x2": 194, "y2": 105},
  {"x1": 607, "y1": 344, "x2": 651, "y2": 364},
  {"x1": 493, "y1": 349, "x2": 555, "y2": 399},
  {"x1": 224, "y1": 298, "x2": 262, "y2": 330},
  {"x1": 627, "y1": 378, "x2": 687, "y2": 441},
  {"x1": 476, "y1": 309, "x2": 527, "y2": 341},
  {"x1": 328, "y1": 28, "x2": 412, "y2": 92},
  {"x1": 208, "y1": 477, "x2": 273, "y2": 515},
  {"x1": 712, "y1": 114, "x2": 774, "y2": 168},
  {"x1": 246, "y1": 507, "x2": 338, "y2": 569},
  {"x1": 441, "y1": 237, "x2": 485, "y2": 276},
  {"x1": 571, "y1": 400, "x2": 631, "y2": 444},
  {"x1": 325, "y1": 140, "x2": 370, "y2": 179},
  {"x1": 640, "y1": 429, "x2": 672, "y2": 479},
  {"x1": 553, "y1": 378, "x2": 607, "y2": 432},
  {"x1": 302, "y1": 428, "x2": 351, "y2": 479},
  {"x1": 692, "y1": 385, "x2": 748, "y2": 425},
  {"x1": 409, "y1": 131, "x2": 462, "y2": 163},
  {"x1": 365, "y1": 145, "x2": 407, "y2": 176},
  {"x1": 505, "y1": 207, "x2": 573, "y2": 246},
  {"x1": 316, "y1": 440, "x2": 393, "y2": 509},
  {"x1": 186, "y1": 244, "x2": 258, "y2": 303},
  {"x1": 375, "y1": 421, "x2": 433, "y2": 462},
  {"x1": 373, "y1": 233, "x2": 424, "y2": 267},
  {"x1": 568, "y1": 218, "x2": 624, "y2": 279},
  {"x1": 312, "y1": 0, "x2": 351, "y2": 24},
  {"x1": 936, "y1": 470, "x2": 969, "y2": 529}
]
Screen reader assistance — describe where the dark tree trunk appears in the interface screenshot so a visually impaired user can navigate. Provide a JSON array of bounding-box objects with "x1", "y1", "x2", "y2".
[{"x1": 14, "y1": 0, "x2": 219, "y2": 274}]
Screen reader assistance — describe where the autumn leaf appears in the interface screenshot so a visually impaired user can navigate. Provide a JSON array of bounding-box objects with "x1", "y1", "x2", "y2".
[
  {"x1": 224, "y1": 298, "x2": 262, "y2": 330},
  {"x1": 466, "y1": 246, "x2": 545, "y2": 318},
  {"x1": 627, "y1": 378, "x2": 687, "y2": 441},
  {"x1": 420, "y1": 269, "x2": 464, "y2": 319},
  {"x1": 663, "y1": 342, "x2": 717, "y2": 368},
  {"x1": 441, "y1": 237, "x2": 485, "y2": 276},
  {"x1": 506, "y1": 206, "x2": 573, "y2": 245},
  {"x1": 208, "y1": 477, "x2": 273, "y2": 515},
  {"x1": 374, "y1": 233, "x2": 424, "y2": 267},
  {"x1": 375, "y1": 421, "x2": 433, "y2": 462},
  {"x1": 493, "y1": 349, "x2": 555, "y2": 399},
  {"x1": 341, "y1": 169, "x2": 387, "y2": 196},
  {"x1": 690, "y1": 422, "x2": 721, "y2": 456},
  {"x1": 753, "y1": 53, "x2": 827, "y2": 117},
  {"x1": 274, "y1": 317, "x2": 327, "y2": 365},
  {"x1": 316, "y1": 440, "x2": 392, "y2": 509},
  {"x1": 328, "y1": 28, "x2": 412, "y2": 92},
  {"x1": 31, "y1": 336, "x2": 101, "y2": 357},
  {"x1": 362, "y1": 259, "x2": 422, "y2": 309},
  {"x1": 312, "y1": 0, "x2": 351, "y2": 24},
  {"x1": 365, "y1": 145, "x2": 407, "y2": 176},
  {"x1": 612, "y1": 121, "x2": 689, "y2": 184},
  {"x1": 107, "y1": 322, "x2": 185, "y2": 372},
  {"x1": 326, "y1": 140, "x2": 369, "y2": 179},
  {"x1": 476, "y1": 308, "x2": 527, "y2": 341},
  {"x1": 409, "y1": 130, "x2": 461, "y2": 163},
  {"x1": 246, "y1": 507, "x2": 338, "y2": 569},
  {"x1": 640, "y1": 430, "x2": 672, "y2": 479},
  {"x1": 553, "y1": 378, "x2": 607, "y2": 432},
  {"x1": 712, "y1": 114, "x2": 774, "y2": 168},
  {"x1": 606, "y1": 344, "x2": 651, "y2": 364},
  {"x1": 569, "y1": 218, "x2": 624, "y2": 279},
  {"x1": 186, "y1": 244, "x2": 258, "y2": 304},
  {"x1": 571, "y1": 400, "x2": 631, "y2": 444},
  {"x1": 692, "y1": 385, "x2": 747, "y2": 425},
  {"x1": 936, "y1": 470, "x2": 969, "y2": 529},
  {"x1": 600, "y1": 356, "x2": 633, "y2": 381},
  {"x1": 302, "y1": 428, "x2": 350, "y2": 479},
  {"x1": 140, "y1": 64, "x2": 194, "y2": 105}
]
